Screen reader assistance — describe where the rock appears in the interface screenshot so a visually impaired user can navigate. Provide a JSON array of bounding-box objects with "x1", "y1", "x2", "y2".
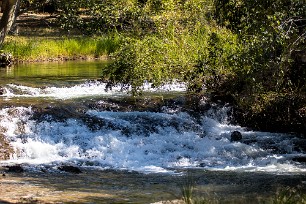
[
  {"x1": 230, "y1": 131, "x2": 242, "y2": 142},
  {"x1": 0, "y1": 53, "x2": 12, "y2": 67},
  {"x1": 293, "y1": 139, "x2": 306, "y2": 152},
  {"x1": 6, "y1": 165, "x2": 24, "y2": 173},
  {"x1": 0, "y1": 134, "x2": 14, "y2": 160},
  {"x1": 292, "y1": 157, "x2": 306, "y2": 163},
  {"x1": 58, "y1": 165, "x2": 82, "y2": 174},
  {"x1": 0, "y1": 86, "x2": 4, "y2": 95},
  {"x1": 31, "y1": 105, "x2": 85, "y2": 122}
]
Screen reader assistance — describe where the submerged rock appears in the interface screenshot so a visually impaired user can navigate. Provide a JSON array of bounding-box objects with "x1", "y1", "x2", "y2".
[
  {"x1": 31, "y1": 105, "x2": 85, "y2": 122},
  {"x1": 58, "y1": 165, "x2": 82, "y2": 174},
  {"x1": 292, "y1": 157, "x2": 306, "y2": 163},
  {"x1": 6, "y1": 165, "x2": 24, "y2": 173},
  {"x1": 230, "y1": 131, "x2": 242, "y2": 142},
  {"x1": 0, "y1": 86, "x2": 4, "y2": 95}
]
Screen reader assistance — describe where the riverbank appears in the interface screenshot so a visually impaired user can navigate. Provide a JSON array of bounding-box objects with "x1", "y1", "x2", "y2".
[{"x1": 2, "y1": 35, "x2": 119, "y2": 63}]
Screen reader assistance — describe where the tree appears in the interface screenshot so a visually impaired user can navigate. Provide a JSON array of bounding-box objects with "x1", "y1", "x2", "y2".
[
  {"x1": 0, "y1": 0, "x2": 20, "y2": 46},
  {"x1": 213, "y1": 0, "x2": 306, "y2": 92}
]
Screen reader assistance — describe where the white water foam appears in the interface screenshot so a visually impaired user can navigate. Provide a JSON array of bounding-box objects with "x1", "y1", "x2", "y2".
[
  {"x1": 1, "y1": 81, "x2": 186, "y2": 100},
  {"x1": 0, "y1": 106, "x2": 305, "y2": 174},
  {"x1": 2, "y1": 82, "x2": 127, "y2": 100}
]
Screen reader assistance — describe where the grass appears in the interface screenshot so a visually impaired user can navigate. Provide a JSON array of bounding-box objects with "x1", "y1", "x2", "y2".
[
  {"x1": 180, "y1": 183, "x2": 306, "y2": 204},
  {"x1": 2, "y1": 33, "x2": 122, "y2": 62},
  {"x1": 179, "y1": 172, "x2": 305, "y2": 204},
  {"x1": 272, "y1": 186, "x2": 306, "y2": 204},
  {"x1": 181, "y1": 173, "x2": 195, "y2": 204},
  {"x1": 180, "y1": 173, "x2": 219, "y2": 204}
]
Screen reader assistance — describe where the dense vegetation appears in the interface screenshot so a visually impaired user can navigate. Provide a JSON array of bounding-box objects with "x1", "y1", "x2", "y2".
[
  {"x1": 212, "y1": 0, "x2": 306, "y2": 133},
  {"x1": 3, "y1": 0, "x2": 306, "y2": 134}
]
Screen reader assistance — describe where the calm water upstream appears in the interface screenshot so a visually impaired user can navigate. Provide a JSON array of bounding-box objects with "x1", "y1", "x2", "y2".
[{"x1": 0, "y1": 61, "x2": 305, "y2": 203}]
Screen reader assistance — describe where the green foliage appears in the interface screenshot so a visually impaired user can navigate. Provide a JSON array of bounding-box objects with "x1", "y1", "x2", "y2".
[
  {"x1": 102, "y1": 0, "x2": 241, "y2": 94},
  {"x1": 187, "y1": 28, "x2": 241, "y2": 94},
  {"x1": 54, "y1": 0, "x2": 142, "y2": 34},
  {"x1": 102, "y1": 32, "x2": 190, "y2": 93},
  {"x1": 20, "y1": 0, "x2": 59, "y2": 15},
  {"x1": 213, "y1": 0, "x2": 306, "y2": 94},
  {"x1": 102, "y1": 36, "x2": 177, "y2": 94},
  {"x1": 206, "y1": 0, "x2": 306, "y2": 133},
  {"x1": 95, "y1": 33, "x2": 122, "y2": 55}
]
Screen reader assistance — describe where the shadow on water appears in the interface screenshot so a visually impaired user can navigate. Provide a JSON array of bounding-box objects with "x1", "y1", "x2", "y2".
[{"x1": 1, "y1": 169, "x2": 306, "y2": 203}]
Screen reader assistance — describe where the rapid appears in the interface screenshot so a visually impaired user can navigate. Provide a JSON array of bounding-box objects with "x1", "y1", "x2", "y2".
[{"x1": 0, "y1": 61, "x2": 305, "y2": 203}]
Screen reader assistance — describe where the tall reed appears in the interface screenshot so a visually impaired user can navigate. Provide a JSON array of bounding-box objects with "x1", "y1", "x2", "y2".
[{"x1": 2, "y1": 33, "x2": 122, "y2": 61}]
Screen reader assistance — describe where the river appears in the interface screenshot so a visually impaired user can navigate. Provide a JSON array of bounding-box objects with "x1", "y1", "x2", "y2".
[{"x1": 0, "y1": 61, "x2": 305, "y2": 203}]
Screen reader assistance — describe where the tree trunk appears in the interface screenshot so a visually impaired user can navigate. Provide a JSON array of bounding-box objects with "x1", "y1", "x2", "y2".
[
  {"x1": 8, "y1": 0, "x2": 20, "y2": 35},
  {"x1": 0, "y1": 0, "x2": 19, "y2": 47}
]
